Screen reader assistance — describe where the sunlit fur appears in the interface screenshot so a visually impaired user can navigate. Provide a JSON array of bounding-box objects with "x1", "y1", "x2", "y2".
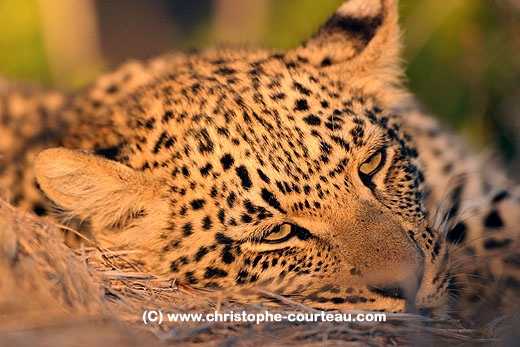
[{"x1": 1, "y1": 0, "x2": 520, "y2": 320}]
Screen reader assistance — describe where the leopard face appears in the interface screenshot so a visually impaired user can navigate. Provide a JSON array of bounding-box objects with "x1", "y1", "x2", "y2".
[{"x1": 33, "y1": 0, "x2": 451, "y2": 316}]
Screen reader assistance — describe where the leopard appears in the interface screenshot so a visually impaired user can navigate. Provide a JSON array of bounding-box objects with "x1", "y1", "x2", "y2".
[{"x1": 1, "y1": 0, "x2": 520, "y2": 322}]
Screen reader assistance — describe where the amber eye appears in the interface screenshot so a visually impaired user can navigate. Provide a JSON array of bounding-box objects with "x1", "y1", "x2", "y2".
[
  {"x1": 359, "y1": 151, "x2": 383, "y2": 176},
  {"x1": 263, "y1": 224, "x2": 293, "y2": 242}
]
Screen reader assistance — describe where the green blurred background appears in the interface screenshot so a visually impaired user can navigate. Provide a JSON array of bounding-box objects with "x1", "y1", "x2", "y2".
[{"x1": 1, "y1": 0, "x2": 519, "y2": 175}]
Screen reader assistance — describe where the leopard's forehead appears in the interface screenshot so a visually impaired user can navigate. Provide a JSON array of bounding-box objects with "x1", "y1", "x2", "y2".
[
  {"x1": 115, "y1": 54, "x2": 408, "y2": 186},
  {"x1": 121, "y1": 51, "x2": 403, "y2": 172},
  {"x1": 84, "y1": 50, "x2": 426, "y2": 249}
]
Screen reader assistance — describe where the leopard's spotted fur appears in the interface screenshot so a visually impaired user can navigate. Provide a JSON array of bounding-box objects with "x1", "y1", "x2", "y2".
[{"x1": 1, "y1": 0, "x2": 519, "y2": 321}]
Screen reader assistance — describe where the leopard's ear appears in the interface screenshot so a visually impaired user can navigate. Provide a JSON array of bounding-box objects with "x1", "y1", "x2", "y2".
[
  {"x1": 294, "y1": 0, "x2": 404, "y2": 102},
  {"x1": 34, "y1": 148, "x2": 163, "y2": 232}
]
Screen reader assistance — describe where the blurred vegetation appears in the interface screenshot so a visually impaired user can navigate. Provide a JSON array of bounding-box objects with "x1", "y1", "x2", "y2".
[
  {"x1": 1, "y1": 0, "x2": 519, "y2": 172},
  {"x1": 0, "y1": 0, "x2": 49, "y2": 82}
]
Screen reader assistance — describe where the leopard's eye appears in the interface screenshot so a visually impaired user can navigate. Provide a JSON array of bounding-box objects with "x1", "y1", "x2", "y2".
[
  {"x1": 263, "y1": 223, "x2": 293, "y2": 243},
  {"x1": 359, "y1": 151, "x2": 383, "y2": 176}
]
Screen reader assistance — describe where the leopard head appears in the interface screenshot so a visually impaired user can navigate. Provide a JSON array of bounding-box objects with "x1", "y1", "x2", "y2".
[{"x1": 35, "y1": 0, "x2": 450, "y2": 316}]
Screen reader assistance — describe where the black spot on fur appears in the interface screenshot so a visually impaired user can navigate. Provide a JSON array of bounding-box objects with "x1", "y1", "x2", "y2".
[
  {"x1": 32, "y1": 203, "x2": 46, "y2": 216},
  {"x1": 321, "y1": 284, "x2": 333, "y2": 291},
  {"x1": 95, "y1": 146, "x2": 120, "y2": 161},
  {"x1": 293, "y1": 82, "x2": 311, "y2": 96},
  {"x1": 261, "y1": 261, "x2": 269, "y2": 270},
  {"x1": 252, "y1": 255, "x2": 262, "y2": 267},
  {"x1": 218, "y1": 208, "x2": 226, "y2": 224},
  {"x1": 261, "y1": 188, "x2": 287, "y2": 214},
  {"x1": 221, "y1": 246, "x2": 235, "y2": 264},
  {"x1": 191, "y1": 199, "x2": 206, "y2": 210},
  {"x1": 349, "y1": 125, "x2": 365, "y2": 146},
  {"x1": 162, "y1": 110, "x2": 174, "y2": 123},
  {"x1": 433, "y1": 242, "x2": 441, "y2": 257},
  {"x1": 106, "y1": 84, "x2": 118, "y2": 94},
  {"x1": 271, "y1": 93, "x2": 286, "y2": 100},
  {"x1": 191, "y1": 83, "x2": 201, "y2": 93},
  {"x1": 204, "y1": 267, "x2": 228, "y2": 279},
  {"x1": 241, "y1": 214, "x2": 253, "y2": 223},
  {"x1": 332, "y1": 297, "x2": 346, "y2": 304},
  {"x1": 164, "y1": 137, "x2": 175, "y2": 148},
  {"x1": 276, "y1": 182, "x2": 286, "y2": 195},
  {"x1": 257, "y1": 169, "x2": 271, "y2": 183},
  {"x1": 447, "y1": 222, "x2": 466, "y2": 244},
  {"x1": 303, "y1": 114, "x2": 321, "y2": 126},
  {"x1": 153, "y1": 131, "x2": 167, "y2": 153},
  {"x1": 185, "y1": 271, "x2": 198, "y2": 284},
  {"x1": 195, "y1": 247, "x2": 208, "y2": 261},
  {"x1": 350, "y1": 268, "x2": 361, "y2": 276},
  {"x1": 198, "y1": 129, "x2": 214, "y2": 154},
  {"x1": 484, "y1": 238, "x2": 512, "y2": 249},
  {"x1": 216, "y1": 67, "x2": 236, "y2": 75},
  {"x1": 200, "y1": 163, "x2": 213, "y2": 176},
  {"x1": 321, "y1": 57, "x2": 332, "y2": 66},
  {"x1": 202, "y1": 215, "x2": 212, "y2": 230},
  {"x1": 484, "y1": 210, "x2": 504, "y2": 229},
  {"x1": 182, "y1": 223, "x2": 193, "y2": 236},
  {"x1": 216, "y1": 232, "x2": 234, "y2": 244},
  {"x1": 227, "y1": 192, "x2": 236, "y2": 208},
  {"x1": 244, "y1": 200, "x2": 256, "y2": 214},
  {"x1": 492, "y1": 190, "x2": 509, "y2": 203},
  {"x1": 294, "y1": 99, "x2": 309, "y2": 111},
  {"x1": 331, "y1": 136, "x2": 350, "y2": 151},
  {"x1": 236, "y1": 270, "x2": 249, "y2": 284},
  {"x1": 145, "y1": 118, "x2": 155, "y2": 130},
  {"x1": 236, "y1": 166, "x2": 253, "y2": 190},
  {"x1": 220, "y1": 154, "x2": 235, "y2": 170}
]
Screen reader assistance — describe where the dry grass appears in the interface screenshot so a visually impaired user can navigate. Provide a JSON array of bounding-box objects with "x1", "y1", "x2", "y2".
[{"x1": 0, "y1": 198, "x2": 509, "y2": 346}]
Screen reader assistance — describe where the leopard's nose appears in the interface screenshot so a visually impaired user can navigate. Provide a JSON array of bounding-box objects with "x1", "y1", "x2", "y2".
[
  {"x1": 337, "y1": 202, "x2": 426, "y2": 307},
  {"x1": 366, "y1": 259, "x2": 424, "y2": 305},
  {"x1": 338, "y1": 211, "x2": 425, "y2": 302}
]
